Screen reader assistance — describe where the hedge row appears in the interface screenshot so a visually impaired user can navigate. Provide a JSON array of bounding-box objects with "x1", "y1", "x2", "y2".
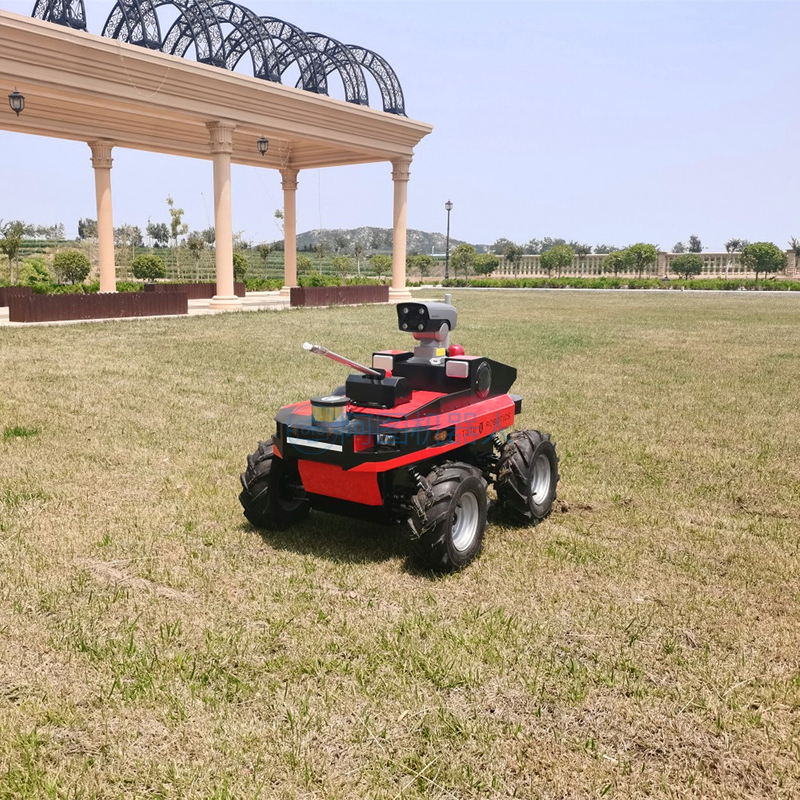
[{"x1": 442, "y1": 277, "x2": 800, "y2": 291}]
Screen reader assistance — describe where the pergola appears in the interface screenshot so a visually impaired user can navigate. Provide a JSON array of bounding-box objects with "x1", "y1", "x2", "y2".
[{"x1": 0, "y1": 8, "x2": 432, "y2": 306}]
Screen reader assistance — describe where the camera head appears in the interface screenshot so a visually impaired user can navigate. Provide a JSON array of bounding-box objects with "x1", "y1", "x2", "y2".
[{"x1": 397, "y1": 301, "x2": 457, "y2": 338}]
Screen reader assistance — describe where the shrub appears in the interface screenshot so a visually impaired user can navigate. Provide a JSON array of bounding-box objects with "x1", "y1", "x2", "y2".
[
  {"x1": 22, "y1": 256, "x2": 53, "y2": 289},
  {"x1": 52, "y1": 250, "x2": 91, "y2": 284},
  {"x1": 671, "y1": 253, "x2": 703, "y2": 279},
  {"x1": 131, "y1": 253, "x2": 166, "y2": 281},
  {"x1": 233, "y1": 252, "x2": 249, "y2": 282},
  {"x1": 245, "y1": 278, "x2": 283, "y2": 292}
]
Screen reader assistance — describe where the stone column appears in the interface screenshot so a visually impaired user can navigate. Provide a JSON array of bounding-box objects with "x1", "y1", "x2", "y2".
[
  {"x1": 390, "y1": 156, "x2": 413, "y2": 302},
  {"x1": 89, "y1": 141, "x2": 116, "y2": 293},
  {"x1": 206, "y1": 121, "x2": 241, "y2": 310},
  {"x1": 280, "y1": 167, "x2": 299, "y2": 299},
  {"x1": 786, "y1": 249, "x2": 797, "y2": 279},
  {"x1": 657, "y1": 251, "x2": 669, "y2": 279}
]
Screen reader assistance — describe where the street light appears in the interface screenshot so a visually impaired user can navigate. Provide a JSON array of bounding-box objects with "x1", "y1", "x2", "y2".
[
  {"x1": 8, "y1": 89, "x2": 24, "y2": 117},
  {"x1": 444, "y1": 200, "x2": 453, "y2": 280},
  {"x1": 257, "y1": 135, "x2": 269, "y2": 156}
]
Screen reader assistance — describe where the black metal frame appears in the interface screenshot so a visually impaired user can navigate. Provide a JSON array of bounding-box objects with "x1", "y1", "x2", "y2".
[{"x1": 32, "y1": 0, "x2": 407, "y2": 115}]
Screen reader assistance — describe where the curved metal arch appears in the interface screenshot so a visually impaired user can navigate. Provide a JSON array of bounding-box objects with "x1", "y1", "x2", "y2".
[
  {"x1": 103, "y1": 0, "x2": 226, "y2": 66},
  {"x1": 175, "y1": 1, "x2": 281, "y2": 81},
  {"x1": 258, "y1": 16, "x2": 327, "y2": 95},
  {"x1": 102, "y1": 0, "x2": 161, "y2": 49},
  {"x1": 347, "y1": 45, "x2": 405, "y2": 116},
  {"x1": 160, "y1": 0, "x2": 226, "y2": 67},
  {"x1": 303, "y1": 33, "x2": 368, "y2": 107},
  {"x1": 32, "y1": 0, "x2": 87, "y2": 30}
]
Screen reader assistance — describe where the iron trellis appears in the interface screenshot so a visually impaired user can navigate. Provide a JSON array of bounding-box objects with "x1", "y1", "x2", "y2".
[
  {"x1": 258, "y1": 17, "x2": 327, "y2": 95},
  {"x1": 33, "y1": 0, "x2": 407, "y2": 115},
  {"x1": 102, "y1": 0, "x2": 162, "y2": 50},
  {"x1": 32, "y1": 0, "x2": 86, "y2": 30},
  {"x1": 347, "y1": 45, "x2": 405, "y2": 116},
  {"x1": 304, "y1": 33, "x2": 369, "y2": 107}
]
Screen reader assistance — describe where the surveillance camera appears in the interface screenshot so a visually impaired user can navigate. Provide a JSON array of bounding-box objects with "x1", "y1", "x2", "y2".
[{"x1": 396, "y1": 301, "x2": 457, "y2": 336}]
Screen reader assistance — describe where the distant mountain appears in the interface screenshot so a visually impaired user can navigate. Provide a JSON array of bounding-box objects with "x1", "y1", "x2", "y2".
[{"x1": 272, "y1": 227, "x2": 491, "y2": 254}]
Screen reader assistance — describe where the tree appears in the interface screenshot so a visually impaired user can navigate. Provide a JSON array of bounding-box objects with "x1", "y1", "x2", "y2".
[
  {"x1": 52, "y1": 249, "x2": 91, "y2": 284},
  {"x1": 687, "y1": 235, "x2": 703, "y2": 253},
  {"x1": 274, "y1": 208, "x2": 285, "y2": 235},
  {"x1": 414, "y1": 253, "x2": 434, "y2": 281},
  {"x1": 725, "y1": 238, "x2": 747, "y2": 253},
  {"x1": 297, "y1": 255, "x2": 314, "y2": 276},
  {"x1": 474, "y1": 253, "x2": 499, "y2": 276},
  {"x1": 503, "y1": 243, "x2": 524, "y2": 277},
  {"x1": 315, "y1": 243, "x2": 328, "y2": 272},
  {"x1": 202, "y1": 227, "x2": 216, "y2": 245},
  {"x1": 740, "y1": 242, "x2": 786, "y2": 283},
  {"x1": 450, "y1": 243, "x2": 476, "y2": 283},
  {"x1": 0, "y1": 220, "x2": 28, "y2": 284},
  {"x1": 672, "y1": 241, "x2": 687, "y2": 253},
  {"x1": 167, "y1": 196, "x2": 189, "y2": 279},
  {"x1": 32, "y1": 223, "x2": 65, "y2": 240},
  {"x1": 186, "y1": 231, "x2": 205, "y2": 280},
  {"x1": 77, "y1": 218, "x2": 98, "y2": 240},
  {"x1": 233, "y1": 252, "x2": 249, "y2": 283},
  {"x1": 332, "y1": 254, "x2": 353, "y2": 285},
  {"x1": 540, "y1": 244, "x2": 574, "y2": 278},
  {"x1": 593, "y1": 244, "x2": 619, "y2": 254},
  {"x1": 334, "y1": 234, "x2": 348, "y2": 254},
  {"x1": 354, "y1": 243, "x2": 365, "y2": 276},
  {"x1": 670, "y1": 253, "x2": 703, "y2": 279},
  {"x1": 525, "y1": 238, "x2": 543, "y2": 255},
  {"x1": 258, "y1": 243, "x2": 273, "y2": 279},
  {"x1": 146, "y1": 221, "x2": 170, "y2": 247},
  {"x1": 626, "y1": 243, "x2": 658, "y2": 277},
  {"x1": 602, "y1": 249, "x2": 631, "y2": 275},
  {"x1": 114, "y1": 224, "x2": 144, "y2": 261},
  {"x1": 725, "y1": 238, "x2": 747, "y2": 275},
  {"x1": 568, "y1": 241, "x2": 592, "y2": 256},
  {"x1": 131, "y1": 253, "x2": 167, "y2": 281},
  {"x1": 369, "y1": 253, "x2": 392, "y2": 283},
  {"x1": 539, "y1": 237, "x2": 567, "y2": 253},
  {"x1": 492, "y1": 237, "x2": 515, "y2": 255}
]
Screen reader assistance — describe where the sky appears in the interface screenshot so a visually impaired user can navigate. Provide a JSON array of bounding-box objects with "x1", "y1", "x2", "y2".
[{"x1": 2, "y1": 0, "x2": 800, "y2": 251}]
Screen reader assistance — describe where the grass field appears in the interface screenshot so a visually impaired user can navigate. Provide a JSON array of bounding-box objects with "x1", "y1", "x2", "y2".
[{"x1": 1, "y1": 290, "x2": 799, "y2": 798}]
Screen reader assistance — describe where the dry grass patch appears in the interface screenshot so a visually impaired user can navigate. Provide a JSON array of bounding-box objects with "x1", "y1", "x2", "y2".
[{"x1": 1, "y1": 291, "x2": 799, "y2": 797}]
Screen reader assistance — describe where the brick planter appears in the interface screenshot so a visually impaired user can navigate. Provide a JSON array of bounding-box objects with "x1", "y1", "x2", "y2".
[
  {"x1": 290, "y1": 285, "x2": 389, "y2": 307},
  {"x1": 0, "y1": 286, "x2": 32, "y2": 307},
  {"x1": 8, "y1": 292, "x2": 188, "y2": 323},
  {"x1": 145, "y1": 282, "x2": 246, "y2": 299}
]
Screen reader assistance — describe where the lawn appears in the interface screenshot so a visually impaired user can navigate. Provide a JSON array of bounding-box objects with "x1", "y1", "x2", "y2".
[{"x1": 1, "y1": 290, "x2": 799, "y2": 798}]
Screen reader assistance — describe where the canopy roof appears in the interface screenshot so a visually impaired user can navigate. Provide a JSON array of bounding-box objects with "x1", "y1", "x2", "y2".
[{"x1": 0, "y1": 9, "x2": 432, "y2": 170}]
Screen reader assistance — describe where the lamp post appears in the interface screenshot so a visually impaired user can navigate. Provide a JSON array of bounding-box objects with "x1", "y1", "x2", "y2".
[
  {"x1": 8, "y1": 89, "x2": 24, "y2": 116},
  {"x1": 444, "y1": 199, "x2": 453, "y2": 280}
]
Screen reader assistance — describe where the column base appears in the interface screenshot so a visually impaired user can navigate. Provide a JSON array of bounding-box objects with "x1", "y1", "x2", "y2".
[
  {"x1": 388, "y1": 287, "x2": 413, "y2": 303},
  {"x1": 279, "y1": 286, "x2": 294, "y2": 299},
  {"x1": 209, "y1": 295, "x2": 243, "y2": 311}
]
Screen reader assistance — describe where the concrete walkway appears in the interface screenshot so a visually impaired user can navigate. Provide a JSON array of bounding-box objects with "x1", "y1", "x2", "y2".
[{"x1": 0, "y1": 291, "x2": 292, "y2": 328}]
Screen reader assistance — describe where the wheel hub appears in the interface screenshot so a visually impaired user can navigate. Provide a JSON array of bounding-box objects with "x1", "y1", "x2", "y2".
[{"x1": 451, "y1": 492, "x2": 480, "y2": 551}]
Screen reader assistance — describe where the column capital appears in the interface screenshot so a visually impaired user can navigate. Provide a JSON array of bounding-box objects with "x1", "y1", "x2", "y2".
[
  {"x1": 280, "y1": 167, "x2": 299, "y2": 191},
  {"x1": 391, "y1": 156, "x2": 412, "y2": 182},
  {"x1": 88, "y1": 140, "x2": 115, "y2": 169},
  {"x1": 206, "y1": 120, "x2": 237, "y2": 155}
]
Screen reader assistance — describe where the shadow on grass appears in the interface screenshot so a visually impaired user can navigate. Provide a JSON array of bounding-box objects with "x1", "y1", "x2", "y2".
[{"x1": 243, "y1": 510, "x2": 409, "y2": 566}]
